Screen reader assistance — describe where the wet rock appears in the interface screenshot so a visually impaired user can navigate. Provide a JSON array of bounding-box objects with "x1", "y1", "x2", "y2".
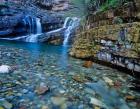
[
  {"x1": 83, "y1": 61, "x2": 93, "y2": 68},
  {"x1": 35, "y1": 83, "x2": 49, "y2": 95}
]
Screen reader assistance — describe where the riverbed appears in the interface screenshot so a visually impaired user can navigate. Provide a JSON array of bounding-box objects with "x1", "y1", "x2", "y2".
[{"x1": 0, "y1": 40, "x2": 140, "y2": 109}]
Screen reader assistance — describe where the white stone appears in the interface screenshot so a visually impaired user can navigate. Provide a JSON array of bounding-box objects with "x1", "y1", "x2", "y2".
[
  {"x1": 90, "y1": 97, "x2": 107, "y2": 108},
  {"x1": 0, "y1": 65, "x2": 12, "y2": 73},
  {"x1": 134, "y1": 65, "x2": 140, "y2": 72}
]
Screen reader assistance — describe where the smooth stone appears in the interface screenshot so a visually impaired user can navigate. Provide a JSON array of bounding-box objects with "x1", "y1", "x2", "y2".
[
  {"x1": 0, "y1": 65, "x2": 12, "y2": 73},
  {"x1": 58, "y1": 89, "x2": 66, "y2": 94},
  {"x1": 36, "y1": 83, "x2": 49, "y2": 95},
  {"x1": 90, "y1": 97, "x2": 107, "y2": 108},
  {"x1": 51, "y1": 97, "x2": 66, "y2": 106},
  {"x1": 103, "y1": 77, "x2": 114, "y2": 86}
]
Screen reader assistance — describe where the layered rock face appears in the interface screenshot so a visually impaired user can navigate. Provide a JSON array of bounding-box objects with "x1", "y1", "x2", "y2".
[
  {"x1": 70, "y1": 0, "x2": 140, "y2": 73},
  {"x1": 0, "y1": 0, "x2": 69, "y2": 37}
]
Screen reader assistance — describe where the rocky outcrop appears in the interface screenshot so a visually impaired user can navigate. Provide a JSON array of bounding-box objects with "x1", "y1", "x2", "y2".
[
  {"x1": 70, "y1": 22, "x2": 140, "y2": 72},
  {"x1": 0, "y1": 0, "x2": 64, "y2": 37},
  {"x1": 70, "y1": 0, "x2": 140, "y2": 73}
]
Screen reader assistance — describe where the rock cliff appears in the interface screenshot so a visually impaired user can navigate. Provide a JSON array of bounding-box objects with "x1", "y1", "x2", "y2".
[{"x1": 70, "y1": 0, "x2": 140, "y2": 74}]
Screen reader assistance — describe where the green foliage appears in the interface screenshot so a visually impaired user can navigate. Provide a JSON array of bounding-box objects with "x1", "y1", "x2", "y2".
[
  {"x1": 100, "y1": 0, "x2": 119, "y2": 11},
  {"x1": 87, "y1": 0, "x2": 131, "y2": 12}
]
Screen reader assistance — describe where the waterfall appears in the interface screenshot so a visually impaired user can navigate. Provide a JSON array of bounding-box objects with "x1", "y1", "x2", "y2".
[
  {"x1": 0, "y1": 17, "x2": 79, "y2": 44},
  {"x1": 63, "y1": 17, "x2": 80, "y2": 46},
  {"x1": 36, "y1": 18, "x2": 42, "y2": 34},
  {"x1": 25, "y1": 18, "x2": 42, "y2": 42},
  {"x1": 37, "y1": 17, "x2": 80, "y2": 45}
]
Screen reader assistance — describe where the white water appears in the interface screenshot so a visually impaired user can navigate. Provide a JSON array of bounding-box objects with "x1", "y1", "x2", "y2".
[
  {"x1": 26, "y1": 17, "x2": 79, "y2": 43},
  {"x1": 26, "y1": 18, "x2": 42, "y2": 42},
  {"x1": 39, "y1": 17, "x2": 80, "y2": 45},
  {"x1": 63, "y1": 17, "x2": 80, "y2": 46},
  {"x1": 0, "y1": 17, "x2": 80, "y2": 44}
]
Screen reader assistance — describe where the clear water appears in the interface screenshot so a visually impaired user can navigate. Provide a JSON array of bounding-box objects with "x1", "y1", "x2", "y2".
[{"x1": 0, "y1": 40, "x2": 139, "y2": 109}]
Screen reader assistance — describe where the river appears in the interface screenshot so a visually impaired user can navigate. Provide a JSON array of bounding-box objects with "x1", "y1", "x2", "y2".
[{"x1": 0, "y1": 40, "x2": 139, "y2": 109}]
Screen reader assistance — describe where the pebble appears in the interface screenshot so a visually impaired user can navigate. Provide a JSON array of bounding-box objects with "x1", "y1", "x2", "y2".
[
  {"x1": 0, "y1": 65, "x2": 12, "y2": 74},
  {"x1": 51, "y1": 97, "x2": 66, "y2": 106},
  {"x1": 35, "y1": 82, "x2": 49, "y2": 95},
  {"x1": 90, "y1": 97, "x2": 106, "y2": 108}
]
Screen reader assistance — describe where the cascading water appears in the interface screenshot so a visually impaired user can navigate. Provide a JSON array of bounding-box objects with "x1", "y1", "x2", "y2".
[
  {"x1": 37, "y1": 17, "x2": 80, "y2": 45},
  {"x1": 0, "y1": 17, "x2": 79, "y2": 44},
  {"x1": 25, "y1": 18, "x2": 42, "y2": 42},
  {"x1": 63, "y1": 17, "x2": 80, "y2": 46}
]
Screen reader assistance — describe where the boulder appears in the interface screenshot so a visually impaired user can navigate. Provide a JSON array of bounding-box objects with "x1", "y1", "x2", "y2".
[{"x1": 0, "y1": 65, "x2": 13, "y2": 73}]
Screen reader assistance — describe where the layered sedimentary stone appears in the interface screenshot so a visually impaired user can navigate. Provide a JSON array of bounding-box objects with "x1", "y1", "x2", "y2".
[{"x1": 70, "y1": 22, "x2": 140, "y2": 72}]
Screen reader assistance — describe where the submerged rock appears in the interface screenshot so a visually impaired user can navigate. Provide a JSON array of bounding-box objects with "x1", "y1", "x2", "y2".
[
  {"x1": 103, "y1": 77, "x2": 114, "y2": 86},
  {"x1": 51, "y1": 97, "x2": 67, "y2": 108},
  {"x1": 35, "y1": 83, "x2": 50, "y2": 95},
  {"x1": 90, "y1": 97, "x2": 107, "y2": 108},
  {"x1": 72, "y1": 75, "x2": 88, "y2": 83},
  {"x1": 82, "y1": 61, "x2": 93, "y2": 68}
]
